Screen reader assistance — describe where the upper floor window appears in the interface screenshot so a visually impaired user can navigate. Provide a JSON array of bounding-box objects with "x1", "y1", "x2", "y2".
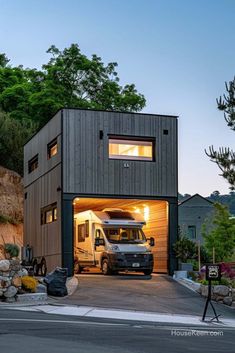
[
  {"x1": 28, "y1": 154, "x2": 38, "y2": 173},
  {"x1": 109, "y1": 136, "x2": 154, "y2": 161},
  {"x1": 48, "y1": 138, "x2": 58, "y2": 159}
]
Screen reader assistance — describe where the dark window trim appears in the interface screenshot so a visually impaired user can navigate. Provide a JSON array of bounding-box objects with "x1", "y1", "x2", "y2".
[
  {"x1": 28, "y1": 154, "x2": 38, "y2": 174},
  {"x1": 41, "y1": 202, "x2": 57, "y2": 225},
  {"x1": 108, "y1": 135, "x2": 156, "y2": 162},
  {"x1": 47, "y1": 138, "x2": 58, "y2": 159}
]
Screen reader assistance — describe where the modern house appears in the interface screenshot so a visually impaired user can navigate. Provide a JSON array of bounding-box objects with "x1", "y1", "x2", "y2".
[
  {"x1": 24, "y1": 108, "x2": 178, "y2": 275},
  {"x1": 178, "y1": 194, "x2": 214, "y2": 243}
]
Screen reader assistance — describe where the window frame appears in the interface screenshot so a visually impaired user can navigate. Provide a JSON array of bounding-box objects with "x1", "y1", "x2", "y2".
[
  {"x1": 28, "y1": 154, "x2": 39, "y2": 173},
  {"x1": 41, "y1": 203, "x2": 57, "y2": 225},
  {"x1": 108, "y1": 135, "x2": 155, "y2": 162},
  {"x1": 47, "y1": 138, "x2": 58, "y2": 159},
  {"x1": 188, "y1": 225, "x2": 196, "y2": 240}
]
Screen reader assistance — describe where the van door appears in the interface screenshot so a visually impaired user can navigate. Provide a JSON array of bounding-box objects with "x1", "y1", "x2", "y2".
[
  {"x1": 76, "y1": 220, "x2": 95, "y2": 266},
  {"x1": 94, "y1": 226, "x2": 106, "y2": 267}
]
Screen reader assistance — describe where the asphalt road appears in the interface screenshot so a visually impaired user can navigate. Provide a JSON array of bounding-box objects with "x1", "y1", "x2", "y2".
[
  {"x1": 0, "y1": 309, "x2": 234, "y2": 353},
  {"x1": 59, "y1": 273, "x2": 235, "y2": 319}
]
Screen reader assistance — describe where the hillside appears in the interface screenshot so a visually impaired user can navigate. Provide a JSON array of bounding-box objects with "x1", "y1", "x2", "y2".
[{"x1": 0, "y1": 166, "x2": 23, "y2": 250}]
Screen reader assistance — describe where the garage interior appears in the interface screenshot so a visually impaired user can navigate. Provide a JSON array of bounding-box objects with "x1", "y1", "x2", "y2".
[{"x1": 73, "y1": 197, "x2": 169, "y2": 273}]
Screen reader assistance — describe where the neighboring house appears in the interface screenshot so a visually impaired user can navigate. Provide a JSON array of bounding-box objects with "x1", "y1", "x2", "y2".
[
  {"x1": 24, "y1": 108, "x2": 178, "y2": 275},
  {"x1": 178, "y1": 194, "x2": 214, "y2": 243}
]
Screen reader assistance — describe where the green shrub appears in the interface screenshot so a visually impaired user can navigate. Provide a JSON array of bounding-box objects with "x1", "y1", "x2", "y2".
[{"x1": 4, "y1": 243, "x2": 20, "y2": 258}]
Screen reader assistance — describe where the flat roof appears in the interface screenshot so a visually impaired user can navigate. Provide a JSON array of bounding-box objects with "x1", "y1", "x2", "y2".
[{"x1": 24, "y1": 107, "x2": 178, "y2": 146}]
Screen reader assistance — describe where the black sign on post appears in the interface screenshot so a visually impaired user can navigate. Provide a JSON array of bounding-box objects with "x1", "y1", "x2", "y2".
[
  {"x1": 206, "y1": 264, "x2": 221, "y2": 281},
  {"x1": 202, "y1": 264, "x2": 221, "y2": 322}
]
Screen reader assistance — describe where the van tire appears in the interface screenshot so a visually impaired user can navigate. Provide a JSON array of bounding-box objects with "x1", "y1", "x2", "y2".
[
  {"x1": 102, "y1": 259, "x2": 112, "y2": 275},
  {"x1": 143, "y1": 269, "x2": 152, "y2": 275}
]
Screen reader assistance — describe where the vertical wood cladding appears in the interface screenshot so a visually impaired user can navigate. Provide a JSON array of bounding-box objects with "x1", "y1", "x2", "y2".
[
  {"x1": 63, "y1": 109, "x2": 178, "y2": 197},
  {"x1": 143, "y1": 202, "x2": 168, "y2": 273}
]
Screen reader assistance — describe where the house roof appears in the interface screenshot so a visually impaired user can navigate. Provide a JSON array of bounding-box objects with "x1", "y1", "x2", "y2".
[{"x1": 179, "y1": 193, "x2": 213, "y2": 206}]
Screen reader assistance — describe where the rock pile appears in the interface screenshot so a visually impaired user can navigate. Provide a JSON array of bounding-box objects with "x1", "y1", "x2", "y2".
[
  {"x1": 198, "y1": 284, "x2": 235, "y2": 306},
  {"x1": 0, "y1": 258, "x2": 27, "y2": 302}
]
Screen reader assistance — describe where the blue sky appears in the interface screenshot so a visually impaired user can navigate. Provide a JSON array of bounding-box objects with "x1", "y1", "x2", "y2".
[{"x1": 1, "y1": 0, "x2": 235, "y2": 196}]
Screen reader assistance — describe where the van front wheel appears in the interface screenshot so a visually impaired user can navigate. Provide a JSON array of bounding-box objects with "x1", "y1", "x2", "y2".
[{"x1": 102, "y1": 259, "x2": 112, "y2": 275}]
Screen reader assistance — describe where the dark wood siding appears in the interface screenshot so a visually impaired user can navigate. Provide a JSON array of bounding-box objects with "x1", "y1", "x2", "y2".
[
  {"x1": 24, "y1": 164, "x2": 62, "y2": 271},
  {"x1": 62, "y1": 109, "x2": 177, "y2": 197}
]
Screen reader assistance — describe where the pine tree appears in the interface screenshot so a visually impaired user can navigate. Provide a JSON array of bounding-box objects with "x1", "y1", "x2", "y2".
[{"x1": 206, "y1": 78, "x2": 235, "y2": 189}]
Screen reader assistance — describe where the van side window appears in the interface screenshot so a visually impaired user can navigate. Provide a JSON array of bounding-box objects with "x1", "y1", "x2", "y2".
[
  {"x1": 78, "y1": 224, "x2": 86, "y2": 242},
  {"x1": 95, "y1": 229, "x2": 104, "y2": 239}
]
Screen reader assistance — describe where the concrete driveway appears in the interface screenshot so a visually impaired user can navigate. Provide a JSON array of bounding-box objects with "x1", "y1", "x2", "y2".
[{"x1": 59, "y1": 272, "x2": 235, "y2": 319}]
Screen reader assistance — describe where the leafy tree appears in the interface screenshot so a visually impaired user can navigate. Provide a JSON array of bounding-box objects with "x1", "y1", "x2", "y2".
[
  {"x1": 202, "y1": 202, "x2": 235, "y2": 262},
  {"x1": 206, "y1": 78, "x2": 235, "y2": 189},
  {"x1": 0, "y1": 111, "x2": 36, "y2": 175},
  {"x1": 0, "y1": 44, "x2": 146, "y2": 127}
]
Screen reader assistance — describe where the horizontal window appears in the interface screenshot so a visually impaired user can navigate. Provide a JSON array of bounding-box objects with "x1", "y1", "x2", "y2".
[
  {"x1": 48, "y1": 138, "x2": 58, "y2": 159},
  {"x1": 28, "y1": 154, "x2": 38, "y2": 173},
  {"x1": 41, "y1": 203, "x2": 57, "y2": 225},
  {"x1": 109, "y1": 137, "x2": 154, "y2": 161}
]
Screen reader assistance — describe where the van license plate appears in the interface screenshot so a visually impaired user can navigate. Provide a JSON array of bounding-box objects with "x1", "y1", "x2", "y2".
[{"x1": 132, "y1": 263, "x2": 140, "y2": 267}]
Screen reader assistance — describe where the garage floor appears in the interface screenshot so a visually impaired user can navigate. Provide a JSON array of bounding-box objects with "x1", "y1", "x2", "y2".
[{"x1": 59, "y1": 273, "x2": 235, "y2": 319}]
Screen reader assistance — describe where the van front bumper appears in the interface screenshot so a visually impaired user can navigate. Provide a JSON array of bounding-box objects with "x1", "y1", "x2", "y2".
[{"x1": 107, "y1": 252, "x2": 154, "y2": 271}]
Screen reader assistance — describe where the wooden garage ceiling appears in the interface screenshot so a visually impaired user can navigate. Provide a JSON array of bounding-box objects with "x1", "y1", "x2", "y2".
[{"x1": 73, "y1": 197, "x2": 166, "y2": 213}]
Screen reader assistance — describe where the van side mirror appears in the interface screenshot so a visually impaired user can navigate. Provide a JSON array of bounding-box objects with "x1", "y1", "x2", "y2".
[
  {"x1": 149, "y1": 237, "x2": 155, "y2": 247},
  {"x1": 95, "y1": 238, "x2": 105, "y2": 246}
]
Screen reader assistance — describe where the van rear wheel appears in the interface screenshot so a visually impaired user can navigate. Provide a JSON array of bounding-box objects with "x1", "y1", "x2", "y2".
[{"x1": 102, "y1": 259, "x2": 112, "y2": 275}]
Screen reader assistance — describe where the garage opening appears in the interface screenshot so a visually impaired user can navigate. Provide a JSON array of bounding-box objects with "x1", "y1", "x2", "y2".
[{"x1": 73, "y1": 197, "x2": 169, "y2": 273}]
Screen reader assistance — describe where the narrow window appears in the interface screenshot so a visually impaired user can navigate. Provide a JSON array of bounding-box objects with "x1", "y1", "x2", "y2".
[
  {"x1": 46, "y1": 210, "x2": 53, "y2": 224},
  {"x1": 28, "y1": 154, "x2": 38, "y2": 173},
  {"x1": 188, "y1": 225, "x2": 196, "y2": 239},
  {"x1": 78, "y1": 224, "x2": 86, "y2": 242},
  {"x1": 109, "y1": 136, "x2": 154, "y2": 161},
  {"x1": 48, "y1": 138, "x2": 58, "y2": 159}
]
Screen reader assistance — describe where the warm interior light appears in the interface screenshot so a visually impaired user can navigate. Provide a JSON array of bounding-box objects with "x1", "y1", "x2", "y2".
[
  {"x1": 133, "y1": 207, "x2": 141, "y2": 214},
  {"x1": 143, "y1": 206, "x2": 150, "y2": 222},
  {"x1": 73, "y1": 198, "x2": 80, "y2": 204}
]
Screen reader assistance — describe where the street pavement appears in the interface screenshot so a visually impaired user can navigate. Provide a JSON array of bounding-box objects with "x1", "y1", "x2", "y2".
[{"x1": 0, "y1": 308, "x2": 234, "y2": 353}]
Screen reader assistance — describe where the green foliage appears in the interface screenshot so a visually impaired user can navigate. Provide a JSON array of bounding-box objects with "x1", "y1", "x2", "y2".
[
  {"x1": 4, "y1": 243, "x2": 20, "y2": 258},
  {"x1": 0, "y1": 111, "x2": 37, "y2": 175},
  {"x1": 202, "y1": 202, "x2": 235, "y2": 262},
  {"x1": 206, "y1": 78, "x2": 235, "y2": 189},
  {"x1": 0, "y1": 213, "x2": 18, "y2": 225},
  {"x1": 173, "y1": 236, "x2": 197, "y2": 263},
  {"x1": 0, "y1": 44, "x2": 146, "y2": 174}
]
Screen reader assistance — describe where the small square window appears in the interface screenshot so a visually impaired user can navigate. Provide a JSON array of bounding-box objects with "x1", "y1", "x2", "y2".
[
  {"x1": 188, "y1": 225, "x2": 196, "y2": 239},
  {"x1": 48, "y1": 138, "x2": 58, "y2": 159}
]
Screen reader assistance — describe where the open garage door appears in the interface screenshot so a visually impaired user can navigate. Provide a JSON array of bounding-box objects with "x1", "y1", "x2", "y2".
[{"x1": 73, "y1": 197, "x2": 169, "y2": 273}]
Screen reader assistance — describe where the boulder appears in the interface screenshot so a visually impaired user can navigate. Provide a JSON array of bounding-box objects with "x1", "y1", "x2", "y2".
[
  {"x1": 12, "y1": 275, "x2": 22, "y2": 287},
  {"x1": 9, "y1": 259, "x2": 21, "y2": 271},
  {"x1": 213, "y1": 285, "x2": 229, "y2": 297},
  {"x1": 5, "y1": 297, "x2": 16, "y2": 303},
  {"x1": 4, "y1": 285, "x2": 17, "y2": 298},
  {"x1": 223, "y1": 296, "x2": 233, "y2": 306},
  {"x1": 18, "y1": 268, "x2": 28, "y2": 277},
  {"x1": 231, "y1": 289, "x2": 235, "y2": 301},
  {"x1": 0, "y1": 260, "x2": 10, "y2": 272}
]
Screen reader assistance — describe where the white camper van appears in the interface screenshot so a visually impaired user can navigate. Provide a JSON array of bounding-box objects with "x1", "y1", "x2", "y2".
[{"x1": 74, "y1": 209, "x2": 154, "y2": 275}]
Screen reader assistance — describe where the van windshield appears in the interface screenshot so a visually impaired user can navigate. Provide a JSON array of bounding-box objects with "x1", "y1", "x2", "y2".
[{"x1": 103, "y1": 228, "x2": 146, "y2": 244}]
